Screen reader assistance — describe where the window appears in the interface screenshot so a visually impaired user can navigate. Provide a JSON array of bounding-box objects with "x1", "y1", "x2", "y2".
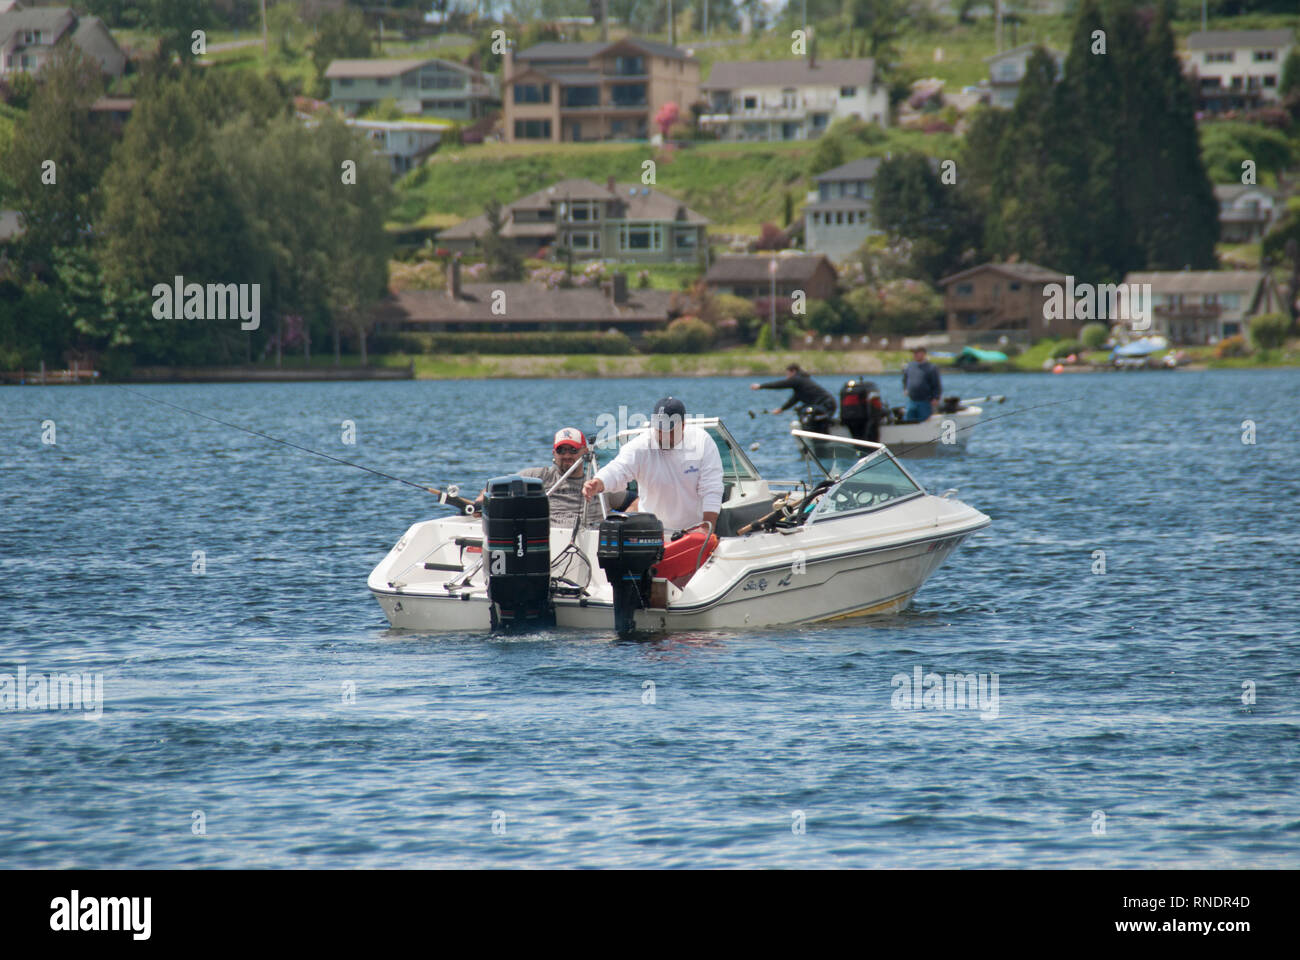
[
  {"x1": 1009, "y1": 282, "x2": 1021, "y2": 291},
  {"x1": 513, "y1": 84, "x2": 551, "y2": 104},
  {"x1": 812, "y1": 212, "x2": 820, "y2": 225},
  {"x1": 1253, "y1": 50, "x2": 1276, "y2": 62},
  {"x1": 402, "y1": 73, "x2": 418, "y2": 88},
  {"x1": 1264, "y1": 76, "x2": 1277, "y2": 87},
  {"x1": 840, "y1": 86, "x2": 857, "y2": 97},
  {"x1": 743, "y1": 96, "x2": 757, "y2": 110},
  {"x1": 563, "y1": 86, "x2": 600, "y2": 107},
  {"x1": 782, "y1": 88, "x2": 797, "y2": 108},
  {"x1": 619, "y1": 223, "x2": 662, "y2": 252},
  {"x1": 376, "y1": 77, "x2": 392, "y2": 86},
  {"x1": 811, "y1": 112, "x2": 829, "y2": 129},
  {"x1": 514, "y1": 119, "x2": 552, "y2": 139},
  {"x1": 835, "y1": 211, "x2": 844, "y2": 225},
  {"x1": 568, "y1": 201, "x2": 595, "y2": 221},
  {"x1": 611, "y1": 119, "x2": 625, "y2": 135},
  {"x1": 611, "y1": 84, "x2": 647, "y2": 107},
  {"x1": 809, "y1": 453, "x2": 922, "y2": 521},
  {"x1": 614, "y1": 55, "x2": 645, "y2": 76},
  {"x1": 675, "y1": 230, "x2": 696, "y2": 249},
  {"x1": 1206, "y1": 52, "x2": 1234, "y2": 63},
  {"x1": 338, "y1": 77, "x2": 354, "y2": 87},
  {"x1": 569, "y1": 231, "x2": 600, "y2": 250},
  {"x1": 955, "y1": 283, "x2": 973, "y2": 296},
  {"x1": 1221, "y1": 293, "x2": 1241, "y2": 309}
]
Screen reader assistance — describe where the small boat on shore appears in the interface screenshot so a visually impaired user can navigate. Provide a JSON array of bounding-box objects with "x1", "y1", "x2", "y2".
[{"x1": 369, "y1": 419, "x2": 989, "y2": 636}]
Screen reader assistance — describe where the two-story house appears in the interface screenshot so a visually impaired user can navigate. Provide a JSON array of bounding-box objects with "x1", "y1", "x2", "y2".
[
  {"x1": 0, "y1": 3, "x2": 125, "y2": 77},
  {"x1": 698, "y1": 57, "x2": 888, "y2": 141},
  {"x1": 325, "y1": 58, "x2": 499, "y2": 121},
  {"x1": 1214, "y1": 184, "x2": 1279, "y2": 243},
  {"x1": 502, "y1": 36, "x2": 699, "y2": 143},
  {"x1": 1185, "y1": 29, "x2": 1294, "y2": 113},
  {"x1": 802, "y1": 157, "x2": 883, "y2": 261},
  {"x1": 703, "y1": 254, "x2": 838, "y2": 302},
  {"x1": 438, "y1": 177, "x2": 709, "y2": 263},
  {"x1": 938, "y1": 262, "x2": 1071, "y2": 342},
  {"x1": 1122, "y1": 270, "x2": 1284, "y2": 344},
  {"x1": 983, "y1": 44, "x2": 1064, "y2": 109}
]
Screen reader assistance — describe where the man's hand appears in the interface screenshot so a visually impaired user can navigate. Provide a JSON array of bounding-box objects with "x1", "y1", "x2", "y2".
[
  {"x1": 582, "y1": 477, "x2": 605, "y2": 500},
  {"x1": 749, "y1": 383, "x2": 761, "y2": 390},
  {"x1": 769, "y1": 407, "x2": 782, "y2": 415}
]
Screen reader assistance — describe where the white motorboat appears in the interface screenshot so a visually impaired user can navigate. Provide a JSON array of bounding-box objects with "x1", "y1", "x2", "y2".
[{"x1": 369, "y1": 419, "x2": 990, "y2": 636}]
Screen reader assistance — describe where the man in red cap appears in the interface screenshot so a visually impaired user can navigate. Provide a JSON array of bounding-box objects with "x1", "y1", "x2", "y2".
[{"x1": 477, "y1": 427, "x2": 616, "y2": 527}]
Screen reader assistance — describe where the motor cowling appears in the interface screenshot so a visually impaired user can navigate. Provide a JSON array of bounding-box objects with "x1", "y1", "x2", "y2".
[
  {"x1": 483, "y1": 474, "x2": 554, "y2": 631},
  {"x1": 597, "y1": 512, "x2": 664, "y2": 636},
  {"x1": 840, "y1": 378, "x2": 884, "y2": 440}
]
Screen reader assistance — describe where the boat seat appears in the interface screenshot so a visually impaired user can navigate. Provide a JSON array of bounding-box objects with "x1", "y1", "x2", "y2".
[{"x1": 714, "y1": 497, "x2": 777, "y2": 538}]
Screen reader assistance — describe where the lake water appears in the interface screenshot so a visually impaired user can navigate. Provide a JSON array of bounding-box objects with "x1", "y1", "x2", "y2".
[{"x1": 2, "y1": 369, "x2": 1298, "y2": 868}]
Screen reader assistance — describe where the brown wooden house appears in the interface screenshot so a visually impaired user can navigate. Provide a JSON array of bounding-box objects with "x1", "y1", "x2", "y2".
[{"x1": 938, "y1": 261, "x2": 1071, "y2": 342}]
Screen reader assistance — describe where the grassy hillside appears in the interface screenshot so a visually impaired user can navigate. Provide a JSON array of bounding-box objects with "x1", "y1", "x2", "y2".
[{"x1": 392, "y1": 127, "x2": 960, "y2": 233}]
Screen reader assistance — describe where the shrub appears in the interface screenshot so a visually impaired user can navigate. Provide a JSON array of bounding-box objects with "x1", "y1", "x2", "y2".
[
  {"x1": 641, "y1": 316, "x2": 715, "y2": 354},
  {"x1": 1249, "y1": 312, "x2": 1292, "y2": 351},
  {"x1": 1214, "y1": 334, "x2": 1249, "y2": 359},
  {"x1": 1079, "y1": 322, "x2": 1109, "y2": 349},
  {"x1": 370, "y1": 330, "x2": 634, "y2": 355},
  {"x1": 1051, "y1": 340, "x2": 1084, "y2": 359}
]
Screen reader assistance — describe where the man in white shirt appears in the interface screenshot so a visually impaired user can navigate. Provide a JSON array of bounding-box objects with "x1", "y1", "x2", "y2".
[{"x1": 582, "y1": 396, "x2": 724, "y2": 535}]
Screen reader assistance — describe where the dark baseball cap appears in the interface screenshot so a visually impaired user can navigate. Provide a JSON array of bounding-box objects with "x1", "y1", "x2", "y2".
[{"x1": 653, "y1": 396, "x2": 686, "y2": 420}]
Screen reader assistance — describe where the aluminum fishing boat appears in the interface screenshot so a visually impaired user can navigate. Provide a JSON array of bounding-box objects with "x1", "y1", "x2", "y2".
[{"x1": 369, "y1": 419, "x2": 989, "y2": 635}]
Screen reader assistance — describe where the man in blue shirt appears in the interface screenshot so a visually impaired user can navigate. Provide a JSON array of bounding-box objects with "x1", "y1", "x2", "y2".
[{"x1": 901, "y1": 347, "x2": 942, "y2": 422}]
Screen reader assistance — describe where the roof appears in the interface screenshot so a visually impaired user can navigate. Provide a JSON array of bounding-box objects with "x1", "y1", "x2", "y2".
[
  {"x1": 704, "y1": 254, "x2": 836, "y2": 285},
  {"x1": 702, "y1": 58, "x2": 875, "y2": 90},
  {"x1": 1214, "y1": 184, "x2": 1275, "y2": 201},
  {"x1": 0, "y1": 5, "x2": 76, "y2": 46},
  {"x1": 71, "y1": 15, "x2": 122, "y2": 63},
  {"x1": 324, "y1": 58, "x2": 431, "y2": 79},
  {"x1": 1123, "y1": 270, "x2": 1269, "y2": 295},
  {"x1": 984, "y1": 43, "x2": 1064, "y2": 64},
  {"x1": 380, "y1": 284, "x2": 676, "y2": 325},
  {"x1": 817, "y1": 156, "x2": 883, "y2": 183},
  {"x1": 1186, "y1": 29, "x2": 1293, "y2": 51},
  {"x1": 938, "y1": 261, "x2": 1068, "y2": 286},
  {"x1": 804, "y1": 198, "x2": 873, "y2": 212},
  {"x1": 516, "y1": 36, "x2": 694, "y2": 63}
]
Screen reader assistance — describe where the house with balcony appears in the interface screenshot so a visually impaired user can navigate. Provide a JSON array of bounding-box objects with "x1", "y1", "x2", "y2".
[
  {"x1": 344, "y1": 118, "x2": 450, "y2": 175},
  {"x1": 502, "y1": 36, "x2": 699, "y2": 143},
  {"x1": 325, "y1": 58, "x2": 499, "y2": 121},
  {"x1": 1185, "y1": 29, "x2": 1293, "y2": 113},
  {"x1": 984, "y1": 44, "x2": 1064, "y2": 109},
  {"x1": 0, "y1": 3, "x2": 125, "y2": 77},
  {"x1": 802, "y1": 157, "x2": 883, "y2": 261},
  {"x1": 1214, "y1": 184, "x2": 1280, "y2": 243},
  {"x1": 938, "y1": 261, "x2": 1071, "y2": 342},
  {"x1": 698, "y1": 57, "x2": 888, "y2": 141},
  {"x1": 438, "y1": 177, "x2": 709, "y2": 263},
  {"x1": 1122, "y1": 270, "x2": 1284, "y2": 344}
]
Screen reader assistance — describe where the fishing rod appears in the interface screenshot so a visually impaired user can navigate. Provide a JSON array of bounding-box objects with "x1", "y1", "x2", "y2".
[
  {"x1": 889, "y1": 394, "x2": 1081, "y2": 458},
  {"x1": 117, "y1": 386, "x2": 478, "y2": 513}
]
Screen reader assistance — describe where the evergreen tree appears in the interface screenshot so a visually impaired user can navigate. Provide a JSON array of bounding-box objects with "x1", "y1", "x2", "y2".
[
  {"x1": 482, "y1": 199, "x2": 523, "y2": 282},
  {"x1": 873, "y1": 152, "x2": 980, "y2": 282}
]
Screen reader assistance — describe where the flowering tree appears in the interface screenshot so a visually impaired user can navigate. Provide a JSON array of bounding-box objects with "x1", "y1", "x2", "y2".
[{"x1": 655, "y1": 101, "x2": 680, "y2": 138}]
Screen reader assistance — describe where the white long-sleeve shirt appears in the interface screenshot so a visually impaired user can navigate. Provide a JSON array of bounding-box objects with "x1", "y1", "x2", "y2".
[{"x1": 595, "y1": 424, "x2": 724, "y2": 533}]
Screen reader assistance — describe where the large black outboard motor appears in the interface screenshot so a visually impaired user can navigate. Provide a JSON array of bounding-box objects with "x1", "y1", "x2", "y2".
[
  {"x1": 597, "y1": 512, "x2": 665, "y2": 636},
  {"x1": 483, "y1": 474, "x2": 554, "y2": 631},
  {"x1": 839, "y1": 377, "x2": 884, "y2": 442}
]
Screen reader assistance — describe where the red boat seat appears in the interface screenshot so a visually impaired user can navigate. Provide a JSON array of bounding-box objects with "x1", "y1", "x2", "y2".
[{"x1": 651, "y1": 530, "x2": 718, "y2": 584}]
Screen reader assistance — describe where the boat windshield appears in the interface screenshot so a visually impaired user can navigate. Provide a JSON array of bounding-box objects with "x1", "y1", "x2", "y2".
[
  {"x1": 808, "y1": 451, "x2": 923, "y2": 522},
  {"x1": 614, "y1": 418, "x2": 760, "y2": 483},
  {"x1": 793, "y1": 429, "x2": 881, "y2": 480}
]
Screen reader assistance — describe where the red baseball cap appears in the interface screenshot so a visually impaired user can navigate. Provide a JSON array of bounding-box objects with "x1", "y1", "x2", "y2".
[{"x1": 553, "y1": 428, "x2": 586, "y2": 451}]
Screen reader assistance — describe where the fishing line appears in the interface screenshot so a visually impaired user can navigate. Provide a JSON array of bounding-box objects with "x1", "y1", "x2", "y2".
[
  {"x1": 117, "y1": 385, "x2": 462, "y2": 503},
  {"x1": 888, "y1": 395, "x2": 1085, "y2": 458}
]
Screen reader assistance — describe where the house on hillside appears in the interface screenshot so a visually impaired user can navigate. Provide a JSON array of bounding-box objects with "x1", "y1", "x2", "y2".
[
  {"x1": 1122, "y1": 270, "x2": 1284, "y2": 344},
  {"x1": 438, "y1": 177, "x2": 709, "y2": 264},
  {"x1": 1214, "y1": 184, "x2": 1280, "y2": 243},
  {"x1": 938, "y1": 261, "x2": 1070, "y2": 342},
  {"x1": 698, "y1": 56, "x2": 888, "y2": 141},
  {"x1": 345, "y1": 117, "x2": 448, "y2": 175},
  {"x1": 983, "y1": 43, "x2": 1064, "y2": 109},
  {"x1": 325, "y1": 58, "x2": 499, "y2": 121},
  {"x1": 703, "y1": 254, "x2": 838, "y2": 302},
  {"x1": 373, "y1": 265, "x2": 677, "y2": 337},
  {"x1": 502, "y1": 36, "x2": 699, "y2": 143},
  {"x1": 0, "y1": 3, "x2": 125, "y2": 77},
  {"x1": 1184, "y1": 29, "x2": 1294, "y2": 113},
  {"x1": 802, "y1": 157, "x2": 883, "y2": 261}
]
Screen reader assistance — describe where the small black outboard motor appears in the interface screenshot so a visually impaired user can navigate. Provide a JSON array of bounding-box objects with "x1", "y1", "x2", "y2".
[
  {"x1": 839, "y1": 377, "x2": 884, "y2": 441},
  {"x1": 597, "y1": 512, "x2": 664, "y2": 636},
  {"x1": 483, "y1": 474, "x2": 554, "y2": 631}
]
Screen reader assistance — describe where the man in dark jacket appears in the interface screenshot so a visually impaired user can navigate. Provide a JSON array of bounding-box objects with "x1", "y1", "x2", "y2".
[
  {"x1": 751, "y1": 364, "x2": 837, "y2": 434},
  {"x1": 901, "y1": 348, "x2": 942, "y2": 422}
]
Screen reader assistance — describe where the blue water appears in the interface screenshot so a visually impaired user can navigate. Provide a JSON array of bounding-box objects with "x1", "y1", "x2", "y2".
[{"x1": 2, "y1": 369, "x2": 1298, "y2": 868}]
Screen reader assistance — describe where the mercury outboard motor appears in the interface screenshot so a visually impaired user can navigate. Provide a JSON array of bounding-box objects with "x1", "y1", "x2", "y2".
[
  {"x1": 840, "y1": 377, "x2": 884, "y2": 441},
  {"x1": 483, "y1": 474, "x2": 554, "y2": 631},
  {"x1": 597, "y1": 512, "x2": 664, "y2": 636}
]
